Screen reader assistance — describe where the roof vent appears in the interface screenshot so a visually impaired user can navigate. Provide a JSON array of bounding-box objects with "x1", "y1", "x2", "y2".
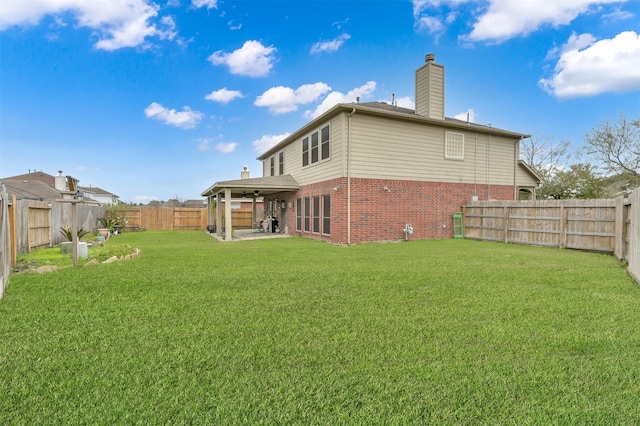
[{"x1": 425, "y1": 53, "x2": 435, "y2": 63}]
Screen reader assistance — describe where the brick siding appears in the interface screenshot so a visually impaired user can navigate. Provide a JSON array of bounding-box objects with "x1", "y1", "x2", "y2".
[{"x1": 267, "y1": 178, "x2": 516, "y2": 244}]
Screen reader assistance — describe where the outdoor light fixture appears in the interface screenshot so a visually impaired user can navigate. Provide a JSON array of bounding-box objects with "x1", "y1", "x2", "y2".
[
  {"x1": 383, "y1": 186, "x2": 390, "y2": 192},
  {"x1": 75, "y1": 190, "x2": 84, "y2": 201},
  {"x1": 242, "y1": 191, "x2": 247, "y2": 198}
]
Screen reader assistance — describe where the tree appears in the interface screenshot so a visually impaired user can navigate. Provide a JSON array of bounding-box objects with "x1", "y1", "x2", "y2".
[
  {"x1": 538, "y1": 163, "x2": 604, "y2": 199},
  {"x1": 520, "y1": 134, "x2": 571, "y2": 181},
  {"x1": 584, "y1": 113, "x2": 640, "y2": 188}
]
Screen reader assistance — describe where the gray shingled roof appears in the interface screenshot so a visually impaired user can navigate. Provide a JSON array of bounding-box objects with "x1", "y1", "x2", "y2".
[
  {"x1": 1, "y1": 179, "x2": 62, "y2": 201},
  {"x1": 356, "y1": 101, "x2": 416, "y2": 115}
]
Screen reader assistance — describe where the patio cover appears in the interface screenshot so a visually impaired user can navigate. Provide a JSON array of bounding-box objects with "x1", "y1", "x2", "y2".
[{"x1": 201, "y1": 175, "x2": 300, "y2": 241}]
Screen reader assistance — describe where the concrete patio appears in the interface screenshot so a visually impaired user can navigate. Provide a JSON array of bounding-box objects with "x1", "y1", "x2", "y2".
[{"x1": 207, "y1": 228, "x2": 291, "y2": 242}]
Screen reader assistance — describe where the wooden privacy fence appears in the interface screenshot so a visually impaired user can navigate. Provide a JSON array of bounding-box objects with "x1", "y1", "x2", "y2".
[
  {"x1": 221, "y1": 208, "x2": 259, "y2": 230},
  {"x1": 463, "y1": 198, "x2": 630, "y2": 258},
  {"x1": 117, "y1": 207, "x2": 263, "y2": 231},
  {"x1": 118, "y1": 206, "x2": 207, "y2": 231}
]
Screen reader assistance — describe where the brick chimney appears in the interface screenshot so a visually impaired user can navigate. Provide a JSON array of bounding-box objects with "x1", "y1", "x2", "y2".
[{"x1": 415, "y1": 53, "x2": 445, "y2": 120}]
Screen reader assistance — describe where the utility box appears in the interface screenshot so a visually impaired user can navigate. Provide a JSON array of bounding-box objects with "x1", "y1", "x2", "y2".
[{"x1": 453, "y1": 212, "x2": 464, "y2": 239}]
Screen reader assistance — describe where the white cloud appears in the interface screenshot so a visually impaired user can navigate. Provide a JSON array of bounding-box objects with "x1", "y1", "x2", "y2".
[
  {"x1": 205, "y1": 88, "x2": 244, "y2": 103},
  {"x1": 208, "y1": 40, "x2": 276, "y2": 77},
  {"x1": 466, "y1": 0, "x2": 622, "y2": 43},
  {"x1": 395, "y1": 96, "x2": 414, "y2": 109},
  {"x1": 454, "y1": 109, "x2": 477, "y2": 122},
  {"x1": 0, "y1": 0, "x2": 174, "y2": 50},
  {"x1": 192, "y1": 0, "x2": 218, "y2": 9},
  {"x1": 310, "y1": 33, "x2": 351, "y2": 54},
  {"x1": 144, "y1": 102, "x2": 204, "y2": 129},
  {"x1": 602, "y1": 7, "x2": 634, "y2": 22},
  {"x1": 196, "y1": 137, "x2": 212, "y2": 151},
  {"x1": 215, "y1": 142, "x2": 238, "y2": 153},
  {"x1": 411, "y1": 0, "x2": 470, "y2": 36},
  {"x1": 416, "y1": 16, "x2": 444, "y2": 34},
  {"x1": 255, "y1": 82, "x2": 332, "y2": 114},
  {"x1": 227, "y1": 20, "x2": 242, "y2": 31},
  {"x1": 253, "y1": 133, "x2": 291, "y2": 154},
  {"x1": 539, "y1": 31, "x2": 640, "y2": 98},
  {"x1": 304, "y1": 81, "x2": 377, "y2": 119}
]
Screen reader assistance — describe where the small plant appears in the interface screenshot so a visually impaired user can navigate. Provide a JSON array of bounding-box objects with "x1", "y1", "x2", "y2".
[
  {"x1": 98, "y1": 216, "x2": 123, "y2": 232},
  {"x1": 59, "y1": 225, "x2": 90, "y2": 242},
  {"x1": 98, "y1": 202, "x2": 126, "y2": 233}
]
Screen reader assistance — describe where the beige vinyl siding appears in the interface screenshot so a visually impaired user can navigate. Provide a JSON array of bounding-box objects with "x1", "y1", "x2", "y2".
[
  {"x1": 262, "y1": 116, "x2": 345, "y2": 186},
  {"x1": 516, "y1": 164, "x2": 540, "y2": 187},
  {"x1": 415, "y1": 63, "x2": 444, "y2": 120},
  {"x1": 348, "y1": 114, "x2": 518, "y2": 185}
]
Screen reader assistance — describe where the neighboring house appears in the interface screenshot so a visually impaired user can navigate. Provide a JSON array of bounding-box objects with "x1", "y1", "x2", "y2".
[
  {"x1": 80, "y1": 186, "x2": 119, "y2": 205},
  {"x1": 183, "y1": 199, "x2": 208, "y2": 208},
  {"x1": 202, "y1": 54, "x2": 541, "y2": 244},
  {"x1": 1, "y1": 170, "x2": 118, "y2": 205}
]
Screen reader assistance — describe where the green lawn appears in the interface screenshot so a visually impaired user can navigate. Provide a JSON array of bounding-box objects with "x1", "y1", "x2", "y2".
[{"x1": 2, "y1": 231, "x2": 639, "y2": 424}]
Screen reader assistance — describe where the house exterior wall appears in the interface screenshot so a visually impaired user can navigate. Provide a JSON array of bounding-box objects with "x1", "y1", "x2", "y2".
[
  {"x1": 261, "y1": 111, "x2": 528, "y2": 192},
  {"x1": 262, "y1": 115, "x2": 346, "y2": 185},
  {"x1": 266, "y1": 176, "x2": 515, "y2": 245},
  {"x1": 256, "y1": 108, "x2": 532, "y2": 244},
  {"x1": 516, "y1": 163, "x2": 539, "y2": 188},
  {"x1": 348, "y1": 113, "x2": 520, "y2": 188}
]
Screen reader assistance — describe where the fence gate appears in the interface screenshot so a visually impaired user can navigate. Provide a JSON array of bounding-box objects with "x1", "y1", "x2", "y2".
[{"x1": 28, "y1": 201, "x2": 51, "y2": 252}]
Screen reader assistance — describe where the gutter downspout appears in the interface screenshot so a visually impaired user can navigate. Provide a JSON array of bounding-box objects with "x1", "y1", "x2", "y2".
[{"x1": 347, "y1": 107, "x2": 356, "y2": 245}]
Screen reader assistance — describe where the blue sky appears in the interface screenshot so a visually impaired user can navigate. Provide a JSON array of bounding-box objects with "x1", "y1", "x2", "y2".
[{"x1": 1, "y1": 0, "x2": 639, "y2": 203}]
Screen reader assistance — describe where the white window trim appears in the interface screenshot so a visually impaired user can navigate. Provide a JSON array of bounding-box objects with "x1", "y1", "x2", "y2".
[{"x1": 445, "y1": 131, "x2": 464, "y2": 160}]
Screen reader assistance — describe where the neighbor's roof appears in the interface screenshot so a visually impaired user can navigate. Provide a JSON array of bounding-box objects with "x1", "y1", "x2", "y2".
[
  {"x1": 258, "y1": 102, "x2": 530, "y2": 160},
  {"x1": 201, "y1": 174, "x2": 299, "y2": 197},
  {"x1": 80, "y1": 186, "x2": 118, "y2": 197},
  {"x1": 1, "y1": 179, "x2": 62, "y2": 201},
  {"x1": 2, "y1": 171, "x2": 56, "y2": 186}
]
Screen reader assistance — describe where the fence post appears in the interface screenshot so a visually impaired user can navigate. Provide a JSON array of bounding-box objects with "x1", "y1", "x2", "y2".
[
  {"x1": 558, "y1": 205, "x2": 566, "y2": 249},
  {"x1": 10, "y1": 194, "x2": 17, "y2": 268},
  {"x1": 503, "y1": 206, "x2": 509, "y2": 243},
  {"x1": 614, "y1": 196, "x2": 625, "y2": 260}
]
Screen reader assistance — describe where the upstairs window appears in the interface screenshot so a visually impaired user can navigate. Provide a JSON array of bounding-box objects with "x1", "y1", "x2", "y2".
[
  {"x1": 278, "y1": 151, "x2": 284, "y2": 175},
  {"x1": 270, "y1": 156, "x2": 275, "y2": 176},
  {"x1": 302, "y1": 125, "x2": 330, "y2": 167},
  {"x1": 311, "y1": 132, "x2": 319, "y2": 163},
  {"x1": 302, "y1": 137, "x2": 309, "y2": 166},
  {"x1": 321, "y1": 125, "x2": 330, "y2": 160},
  {"x1": 445, "y1": 132, "x2": 464, "y2": 159}
]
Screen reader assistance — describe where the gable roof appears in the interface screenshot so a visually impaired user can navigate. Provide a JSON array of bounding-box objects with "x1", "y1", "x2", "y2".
[
  {"x1": 257, "y1": 102, "x2": 530, "y2": 160},
  {"x1": 80, "y1": 186, "x2": 118, "y2": 197},
  {"x1": 201, "y1": 174, "x2": 299, "y2": 197},
  {"x1": 518, "y1": 160, "x2": 544, "y2": 183}
]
